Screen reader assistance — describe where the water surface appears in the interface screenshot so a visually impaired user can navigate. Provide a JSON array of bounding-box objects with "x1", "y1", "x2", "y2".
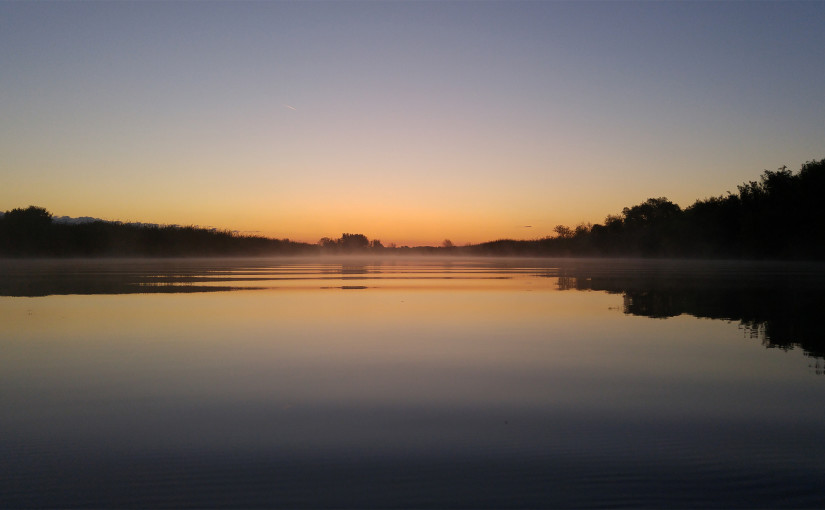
[{"x1": 2, "y1": 257, "x2": 823, "y2": 508}]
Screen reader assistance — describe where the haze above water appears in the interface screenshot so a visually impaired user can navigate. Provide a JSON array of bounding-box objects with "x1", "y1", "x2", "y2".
[{"x1": 2, "y1": 257, "x2": 824, "y2": 508}]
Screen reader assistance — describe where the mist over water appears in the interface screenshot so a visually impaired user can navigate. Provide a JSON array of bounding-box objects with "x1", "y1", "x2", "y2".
[{"x1": 2, "y1": 257, "x2": 824, "y2": 507}]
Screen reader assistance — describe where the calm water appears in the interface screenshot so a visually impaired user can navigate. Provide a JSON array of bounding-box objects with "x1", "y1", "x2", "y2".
[{"x1": 1, "y1": 257, "x2": 824, "y2": 508}]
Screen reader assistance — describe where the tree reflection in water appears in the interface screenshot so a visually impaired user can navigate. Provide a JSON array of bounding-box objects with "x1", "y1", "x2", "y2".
[
  {"x1": 556, "y1": 264, "x2": 825, "y2": 362},
  {"x1": 4, "y1": 258, "x2": 823, "y2": 365}
]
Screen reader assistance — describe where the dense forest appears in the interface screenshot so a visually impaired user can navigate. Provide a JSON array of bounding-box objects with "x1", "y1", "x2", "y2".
[
  {"x1": 1, "y1": 158, "x2": 823, "y2": 258},
  {"x1": 0, "y1": 209, "x2": 316, "y2": 256},
  {"x1": 468, "y1": 158, "x2": 825, "y2": 259}
]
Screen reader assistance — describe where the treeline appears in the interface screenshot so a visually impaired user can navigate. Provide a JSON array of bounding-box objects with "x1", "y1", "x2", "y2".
[
  {"x1": 318, "y1": 233, "x2": 385, "y2": 253},
  {"x1": 3, "y1": 158, "x2": 823, "y2": 258},
  {"x1": 468, "y1": 159, "x2": 825, "y2": 259},
  {"x1": 0, "y1": 208, "x2": 315, "y2": 257}
]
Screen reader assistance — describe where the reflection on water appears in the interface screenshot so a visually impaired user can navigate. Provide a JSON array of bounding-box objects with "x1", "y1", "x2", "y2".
[
  {"x1": 552, "y1": 260, "x2": 825, "y2": 360},
  {"x1": 3, "y1": 257, "x2": 823, "y2": 361},
  {"x1": 0, "y1": 258, "x2": 520, "y2": 295},
  {"x1": 1, "y1": 257, "x2": 825, "y2": 508}
]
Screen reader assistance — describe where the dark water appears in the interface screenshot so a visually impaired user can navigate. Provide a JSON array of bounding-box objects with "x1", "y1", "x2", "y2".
[{"x1": 1, "y1": 257, "x2": 824, "y2": 508}]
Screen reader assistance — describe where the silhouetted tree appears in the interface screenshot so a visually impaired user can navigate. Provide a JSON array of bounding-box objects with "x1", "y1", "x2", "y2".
[
  {"x1": 620, "y1": 197, "x2": 682, "y2": 255},
  {"x1": 554, "y1": 225, "x2": 573, "y2": 239},
  {"x1": 0, "y1": 206, "x2": 316, "y2": 257},
  {"x1": 318, "y1": 237, "x2": 337, "y2": 252},
  {"x1": 339, "y1": 233, "x2": 370, "y2": 252},
  {"x1": 0, "y1": 206, "x2": 54, "y2": 255},
  {"x1": 4, "y1": 159, "x2": 823, "y2": 259},
  {"x1": 468, "y1": 159, "x2": 824, "y2": 258}
]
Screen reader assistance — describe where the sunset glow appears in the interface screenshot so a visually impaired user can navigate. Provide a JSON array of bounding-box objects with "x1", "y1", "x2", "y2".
[{"x1": 2, "y1": 2, "x2": 823, "y2": 246}]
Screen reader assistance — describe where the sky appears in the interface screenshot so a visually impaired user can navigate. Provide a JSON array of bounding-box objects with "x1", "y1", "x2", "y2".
[{"x1": 1, "y1": 1, "x2": 823, "y2": 246}]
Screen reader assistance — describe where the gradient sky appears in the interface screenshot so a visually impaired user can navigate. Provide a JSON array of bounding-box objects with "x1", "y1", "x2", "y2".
[{"x1": 2, "y1": 1, "x2": 823, "y2": 246}]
